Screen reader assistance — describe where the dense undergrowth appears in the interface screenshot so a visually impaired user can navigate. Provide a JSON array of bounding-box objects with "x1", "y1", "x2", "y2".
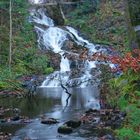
[
  {"x1": 66, "y1": 0, "x2": 140, "y2": 139},
  {"x1": 0, "y1": 0, "x2": 53, "y2": 92},
  {"x1": 108, "y1": 50, "x2": 140, "y2": 139},
  {"x1": 67, "y1": 0, "x2": 129, "y2": 51}
]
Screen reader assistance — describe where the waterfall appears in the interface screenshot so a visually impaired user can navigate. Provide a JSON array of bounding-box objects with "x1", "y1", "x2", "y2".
[
  {"x1": 30, "y1": 9, "x2": 54, "y2": 26},
  {"x1": 30, "y1": 7, "x2": 101, "y2": 88},
  {"x1": 66, "y1": 26, "x2": 97, "y2": 53},
  {"x1": 60, "y1": 54, "x2": 70, "y2": 72}
]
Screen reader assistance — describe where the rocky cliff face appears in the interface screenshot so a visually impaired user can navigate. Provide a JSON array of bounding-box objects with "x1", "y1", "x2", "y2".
[
  {"x1": 45, "y1": 51, "x2": 61, "y2": 70},
  {"x1": 45, "y1": 5, "x2": 65, "y2": 25}
]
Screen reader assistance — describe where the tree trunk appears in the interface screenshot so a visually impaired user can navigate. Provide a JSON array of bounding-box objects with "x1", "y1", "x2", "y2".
[
  {"x1": 9, "y1": 0, "x2": 12, "y2": 70},
  {"x1": 59, "y1": 3, "x2": 66, "y2": 21}
]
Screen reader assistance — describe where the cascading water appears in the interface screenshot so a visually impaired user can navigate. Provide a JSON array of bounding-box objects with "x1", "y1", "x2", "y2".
[
  {"x1": 30, "y1": 8, "x2": 54, "y2": 26},
  {"x1": 1, "y1": 2, "x2": 119, "y2": 140},
  {"x1": 66, "y1": 26, "x2": 97, "y2": 53},
  {"x1": 30, "y1": 7, "x2": 101, "y2": 88}
]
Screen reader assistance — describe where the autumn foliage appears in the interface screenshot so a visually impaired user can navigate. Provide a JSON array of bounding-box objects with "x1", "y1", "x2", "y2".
[{"x1": 109, "y1": 49, "x2": 140, "y2": 73}]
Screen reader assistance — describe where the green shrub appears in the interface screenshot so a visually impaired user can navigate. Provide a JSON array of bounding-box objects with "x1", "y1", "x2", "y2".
[{"x1": 116, "y1": 128, "x2": 140, "y2": 140}]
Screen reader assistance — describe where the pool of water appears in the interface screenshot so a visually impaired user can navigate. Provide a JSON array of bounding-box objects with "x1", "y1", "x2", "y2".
[{"x1": 0, "y1": 86, "x2": 100, "y2": 140}]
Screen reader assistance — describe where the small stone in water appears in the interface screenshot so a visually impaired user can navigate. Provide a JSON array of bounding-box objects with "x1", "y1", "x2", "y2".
[
  {"x1": 11, "y1": 116, "x2": 20, "y2": 121},
  {"x1": 41, "y1": 118, "x2": 59, "y2": 124},
  {"x1": 102, "y1": 134, "x2": 113, "y2": 140}
]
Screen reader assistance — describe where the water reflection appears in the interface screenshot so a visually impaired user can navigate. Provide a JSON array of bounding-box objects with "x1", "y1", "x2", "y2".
[
  {"x1": 38, "y1": 86, "x2": 100, "y2": 110},
  {"x1": 0, "y1": 87, "x2": 100, "y2": 139}
]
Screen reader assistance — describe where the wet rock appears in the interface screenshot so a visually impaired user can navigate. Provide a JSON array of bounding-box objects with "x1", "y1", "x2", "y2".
[
  {"x1": 0, "y1": 119, "x2": 7, "y2": 123},
  {"x1": 85, "y1": 109, "x2": 99, "y2": 115},
  {"x1": 21, "y1": 119, "x2": 32, "y2": 124},
  {"x1": 100, "y1": 110, "x2": 106, "y2": 115},
  {"x1": 105, "y1": 120, "x2": 112, "y2": 127},
  {"x1": 13, "y1": 108, "x2": 21, "y2": 114},
  {"x1": 45, "y1": 51, "x2": 61, "y2": 70},
  {"x1": 85, "y1": 108, "x2": 94, "y2": 114},
  {"x1": 46, "y1": 6, "x2": 64, "y2": 25},
  {"x1": 64, "y1": 120, "x2": 81, "y2": 128},
  {"x1": 58, "y1": 125, "x2": 73, "y2": 134},
  {"x1": 101, "y1": 134, "x2": 113, "y2": 140},
  {"x1": 11, "y1": 116, "x2": 20, "y2": 121},
  {"x1": 113, "y1": 109, "x2": 120, "y2": 114},
  {"x1": 19, "y1": 116, "x2": 31, "y2": 124},
  {"x1": 0, "y1": 113, "x2": 4, "y2": 117},
  {"x1": 62, "y1": 40, "x2": 83, "y2": 54},
  {"x1": 78, "y1": 129, "x2": 90, "y2": 135},
  {"x1": 105, "y1": 111, "x2": 110, "y2": 116},
  {"x1": 112, "y1": 120, "x2": 122, "y2": 129},
  {"x1": 0, "y1": 132, "x2": 11, "y2": 140},
  {"x1": 111, "y1": 116, "x2": 117, "y2": 121},
  {"x1": 41, "y1": 118, "x2": 59, "y2": 125}
]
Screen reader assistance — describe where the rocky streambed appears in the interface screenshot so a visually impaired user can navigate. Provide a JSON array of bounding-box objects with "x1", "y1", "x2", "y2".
[
  {"x1": 0, "y1": 1, "x2": 126, "y2": 139},
  {"x1": 0, "y1": 87, "x2": 125, "y2": 140}
]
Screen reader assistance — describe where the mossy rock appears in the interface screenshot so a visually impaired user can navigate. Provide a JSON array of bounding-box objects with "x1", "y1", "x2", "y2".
[
  {"x1": 64, "y1": 120, "x2": 81, "y2": 128},
  {"x1": 58, "y1": 125, "x2": 73, "y2": 134},
  {"x1": 41, "y1": 118, "x2": 59, "y2": 125},
  {"x1": 45, "y1": 5, "x2": 64, "y2": 25}
]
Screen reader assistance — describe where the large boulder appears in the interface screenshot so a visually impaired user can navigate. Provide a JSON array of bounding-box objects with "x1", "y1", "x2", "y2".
[{"x1": 58, "y1": 125, "x2": 73, "y2": 134}]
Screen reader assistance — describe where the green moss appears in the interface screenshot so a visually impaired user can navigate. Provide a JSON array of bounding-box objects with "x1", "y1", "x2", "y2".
[
  {"x1": 116, "y1": 128, "x2": 140, "y2": 140},
  {"x1": 66, "y1": 0, "x2": 129, "y2": 50},
  {"x1": 0, "y1": 0, "x2": 53, "y2": 91}
]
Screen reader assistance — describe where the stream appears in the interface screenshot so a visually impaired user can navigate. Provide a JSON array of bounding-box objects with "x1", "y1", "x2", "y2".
[
  {"x1": 0, "y1": 0, "x2": 118, "y2": 139},
  {"x1": 1, "y1": 87, "x2": 100, "y2": 140}
]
